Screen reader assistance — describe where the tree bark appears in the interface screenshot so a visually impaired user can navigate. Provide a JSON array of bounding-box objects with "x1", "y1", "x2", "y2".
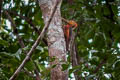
[
  {"x1": 70, "y1": 32, "x2": 81, "y2": 80},
  {"x1": 38, "y1": 0, "x2": 68, "y2": 80}
]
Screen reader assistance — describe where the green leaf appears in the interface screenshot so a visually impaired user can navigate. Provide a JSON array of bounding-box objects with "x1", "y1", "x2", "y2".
[
  {"x1": 0, "y1": 39, "x2": 8, "y2": 46},
  {"x1": 62, "y1": 64, "x2": 69, "y2": 71}
]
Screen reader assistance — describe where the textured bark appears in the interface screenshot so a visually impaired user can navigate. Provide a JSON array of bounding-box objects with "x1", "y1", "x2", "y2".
[
  {"x1": 70, "y1": 32, "x2": 81, "y2": 80},
  {"x1": 39, "y1": 0, "x2": 68, "y2": 80}
]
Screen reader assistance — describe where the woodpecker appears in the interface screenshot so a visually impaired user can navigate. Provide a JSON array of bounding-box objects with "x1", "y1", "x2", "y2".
[
  {"x1": 62, "y1": 18, "x2": 78, "y2": 51},
  {"x1": 64, "y1": 24, "x2": 72, "y2": 51}
]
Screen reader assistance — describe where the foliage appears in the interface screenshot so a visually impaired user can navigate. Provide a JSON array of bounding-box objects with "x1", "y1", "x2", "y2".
[{"x1": 0, "y1": 0, "x2": 120, "y2": 79}]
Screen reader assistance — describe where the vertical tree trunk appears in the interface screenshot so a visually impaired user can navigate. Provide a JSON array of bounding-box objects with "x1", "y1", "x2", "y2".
[
  {"x1": 70, "y1": 32, "x2": 81, "y2": 80},
  {"x1": 38, "y1": 0, "x2": 68, "y2": 80}
]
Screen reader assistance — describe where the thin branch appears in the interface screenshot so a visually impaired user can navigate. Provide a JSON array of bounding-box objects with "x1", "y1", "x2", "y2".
[
  {"x1": 34, "y1": 61, "x2": 41, "y2": 80},
  {"x1": 23, "y1": 69, "x2": 35, "y2": 78},
  {"x1": 7, "y1": 10, "x2": 40, "y2": 34},
  {"x1": 4, "y1": 11, "x2": 25, "y2": 49},
  {"x1": 4, "y1": 10, "x2": 41, "y2": 79},
  {"x1": 9, "y1": 0, "x2": 60, "y2": 79},
  {"x1": 7, "y1": 10, "x2": 48, "y2": 45},
  {"x1": 61, "y1": 17, "x2": 69, "y2": 23},
  {"x1": 93, "y1": 58, "x2": 107, "y2": 73}
]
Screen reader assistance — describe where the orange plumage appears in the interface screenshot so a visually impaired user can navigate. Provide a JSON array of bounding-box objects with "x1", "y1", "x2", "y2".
[
  {"x1": 64, "y1": 24, "x2": 72, "y2": 51},
  {"x1": 68, "y1": 20, "x2": 78, "y2": 29},
  {"x1": 62, "y1": 18, "x2": 78, "y2": 51}
]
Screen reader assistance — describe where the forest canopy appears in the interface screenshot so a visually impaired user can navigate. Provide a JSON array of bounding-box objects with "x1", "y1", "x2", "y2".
[{"x1": 0, "y1": 0, "x2": 120, "y2": 80}]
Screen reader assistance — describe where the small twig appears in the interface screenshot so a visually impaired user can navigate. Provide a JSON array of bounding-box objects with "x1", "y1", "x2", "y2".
[{"x1": 9, "y1": 1, "x2": 60, "y2": 79}]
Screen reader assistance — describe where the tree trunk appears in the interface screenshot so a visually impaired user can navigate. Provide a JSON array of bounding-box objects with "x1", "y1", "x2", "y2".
[
  {"x1": 70, "y1": 31, "x2": 81, "y2": 80},
  {"x1": 38, "y1": 0, "x2": 68, "y2": 80}
]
